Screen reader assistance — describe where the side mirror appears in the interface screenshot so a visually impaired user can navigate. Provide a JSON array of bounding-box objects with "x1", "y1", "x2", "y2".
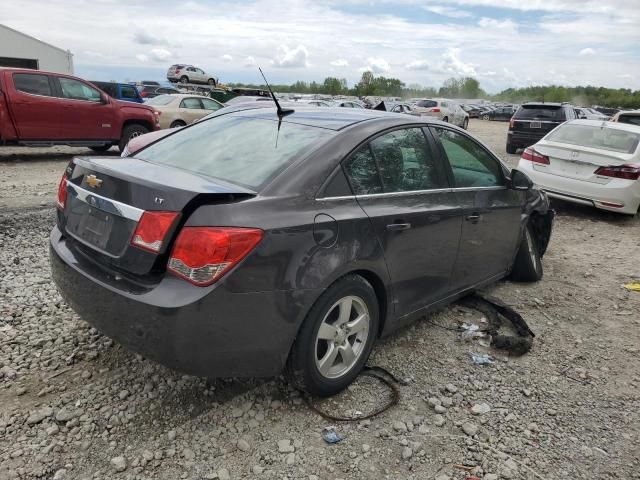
[
  {"x1": 100, "y1": 94, "x2": 109, "y2": 105},
  {"x1": 509, "y1": 169, "x2": 533, "y2": 190}
]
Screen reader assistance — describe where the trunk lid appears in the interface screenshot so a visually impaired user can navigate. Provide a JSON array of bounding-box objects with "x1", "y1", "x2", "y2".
[
  {"x1": 59, "y1": 156, "x2": 255, "y2": 277},
  {"x1": 532, "y1": 142, "x2": 634, "y2": 182}
]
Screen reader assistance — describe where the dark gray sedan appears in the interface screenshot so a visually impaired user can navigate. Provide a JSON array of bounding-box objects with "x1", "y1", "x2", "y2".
[{"x1": 50, "y1": 107, "x2": 553, "y2": 396}]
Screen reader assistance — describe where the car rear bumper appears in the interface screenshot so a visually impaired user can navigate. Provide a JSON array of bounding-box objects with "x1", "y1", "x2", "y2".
[
  {"x1": 50, "y1": 226, "x2": 318, "y2": 378},
  {"x1": 518, "y1": 161, "x2": 640, "y2": 215},
  {"x1": 508, "y1": 131, "x2": 546, "y2": 147}
]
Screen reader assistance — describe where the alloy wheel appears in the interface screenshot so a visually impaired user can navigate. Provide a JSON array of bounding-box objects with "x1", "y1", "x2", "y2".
[{"x1": 314, "y1": 295, "x2": 370, "y2": 379}]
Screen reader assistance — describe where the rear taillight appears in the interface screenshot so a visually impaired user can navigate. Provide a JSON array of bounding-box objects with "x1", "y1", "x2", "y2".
[
  {"x1": 521, "y1": 147, "x2": 550, "y2": 165},
  {"x1": 430, "y1": 107, "x2": 440, "y2": 113},
  {"x1": 131, "y1": 211, "x2": 180, "y2": 253},
  {"x1": 594, "y1": 164, "x2": 640, "y2": 181},
  {"x1": 175, "y1": 69, "x2": 181, "y2": 75},
  {"x1": 140, "y1": 91, "x2": 148, "y2": 97},
  {"x1": 57, "y1": 174, "x2": 67, "y2": 210},
  {"x1": 168, "y1": 227, "x2": 263, "y2": 286}
]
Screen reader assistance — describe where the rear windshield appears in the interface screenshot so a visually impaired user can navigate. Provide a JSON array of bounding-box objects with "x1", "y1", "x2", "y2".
[
  {"x1": 546, "y1": 123, "x2": 640, "y2": 154},
  {"x1": 416, "y1": 100, "x2": 437, "y2": 108},
  {"x1": 145, "y1": 95, "x2": 175, "y2": 106},
  {"x1": 135, "y1": 115, "x2": 333, "y2": 189},
  {"x1": 618, "y1": 114, "x2": 640, "y2": 127},
  {"x1": 516, "y1": 105, "x2": 564, "y2": 121}
]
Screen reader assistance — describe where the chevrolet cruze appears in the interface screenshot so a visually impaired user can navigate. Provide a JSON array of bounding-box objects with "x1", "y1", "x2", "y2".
[{"x1": 51, "y1": 106, "x2": 553, "y2": 396}]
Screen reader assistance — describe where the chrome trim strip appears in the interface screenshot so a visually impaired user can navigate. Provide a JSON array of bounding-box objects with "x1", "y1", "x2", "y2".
[
  {"x1": 318, "y1": 185, "x2": 506, "y2": 200},
  {"x1": 66, "y1": 182, "x2": 144, "y2": 221}
]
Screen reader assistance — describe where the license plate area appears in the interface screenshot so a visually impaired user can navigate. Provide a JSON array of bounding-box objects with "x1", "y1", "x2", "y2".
[
  {"x1": 64, "y1": 195, "x2": 135, "y2": 257},
  {"x1": 530, "y1": 121, "x2": 541, "y2": 128},
  {"x1": 77, "y1": 208, "x2": 114, "y2": 250}
]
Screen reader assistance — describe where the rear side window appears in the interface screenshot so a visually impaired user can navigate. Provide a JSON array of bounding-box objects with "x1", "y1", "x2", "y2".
[
  {"x1": 515, "y1": 105, "x2": 564, "y2": 121},
  {"x1": 136, "y1": 116, "x2": 333, "y2": 189},
  {"x1": 13, "y1": 73, "x2": 52, "y2": 96},
  {"x1": 180, "y1": 98, "x2": 202, "y2": 109},
  {"x1": 93, "y1": 82, "x2": 117, "y2": 97},
  {"x1": 369, "y1": 128, "x2": 447, "y2": 192},
  {"x1": 344, "y1": 146, "x2": 383, "y2": 195},
  {"x1": 618, "y1": 115, "x2": 640, "y2": 127},
  {"x1": 432, "y1": 128, "x2": 504, "y2": 188},
  {"x1": 121, "y1": 85, "x2": 138, "y2": 99},
  {"x1": 200, "y1": 98, "x2": 222, "y2": 111},
  {"x1": 547, "y1": 123, "x2": 640, "y2": 154}
]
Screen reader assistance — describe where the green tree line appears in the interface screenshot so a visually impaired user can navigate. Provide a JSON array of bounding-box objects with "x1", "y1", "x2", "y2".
[{"x1": 227, "y1": 73, "x2": 640, "y2": 108}]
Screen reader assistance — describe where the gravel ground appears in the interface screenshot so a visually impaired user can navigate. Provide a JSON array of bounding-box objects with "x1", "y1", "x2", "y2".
[{"x1": 1, "y1": 120, "x2": 640, "y2": 480}]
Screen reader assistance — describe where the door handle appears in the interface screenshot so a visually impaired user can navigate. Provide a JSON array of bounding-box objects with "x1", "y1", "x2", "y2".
[
  {"x1": 465, "y1": 213, "x2": 481, "y2": 223},
  {"x1": 386, "y1": 222, "x2": 412, "y2": 232}
]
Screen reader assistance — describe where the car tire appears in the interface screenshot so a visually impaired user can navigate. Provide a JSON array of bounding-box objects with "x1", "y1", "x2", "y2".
[
  {"x1": 462, "y1": 118, "x2": 469, "y2": 130},
  {"x1": 89, "y1": 144, "x2": 112, "y2": 152},
  {"x1": 482, "y1": 114, "x2": 490, "y2": 120},
  {"x1": 511, "y1": 223, "x2": 543, "y2": 282},
  {"x1": 286, "y1": 274, "x2": 379, "y2": 397},
  {"x1": 442, "y1": 116, "x2": 448, "y2": 123},
  {"x1": 180, "y1": 76, "x2": 189, "y2": 84},
  {"x1": 118, "y1": 124, "x2": 149, "y2": 153},
  {"x1": 170, "y1": 120, "x2": 186, "y2": 129},
  {"x1": 207, "y1": 78, "x2": 216, "y2": 86},
  {"x1": 506, "y1": 143, "x2": 517, "y2": 154}
]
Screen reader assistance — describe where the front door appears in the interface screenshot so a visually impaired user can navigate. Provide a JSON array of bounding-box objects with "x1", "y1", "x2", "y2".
[
  {"x1": 55, "y1": 76, "x2": 117, "y2": 140},
  {"x1": 430, "y1": 126, "x2": 522, "y2": 290},
  {"x1": 342, "y1": 127, "x2": 461, "y2": 319}
]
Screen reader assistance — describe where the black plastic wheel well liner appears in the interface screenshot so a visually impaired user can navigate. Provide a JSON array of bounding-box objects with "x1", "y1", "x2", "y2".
[{"x1": 529, "y1": 209, "x2": 554, "y2": 257}]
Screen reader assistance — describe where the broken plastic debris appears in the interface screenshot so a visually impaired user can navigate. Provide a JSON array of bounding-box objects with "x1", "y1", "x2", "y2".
[
  {"x1": 470, "y1": 353, "x2": 493, "y2": 365},
  {"x1": 461, "y1": 323, "x2": 485, "y2": 342},
  {"x1": 623, "y1": 281, "x2": 640, "y2": 292},
  {"x1": 322, "y1": 426, "x2": 344, "y2": 444}
]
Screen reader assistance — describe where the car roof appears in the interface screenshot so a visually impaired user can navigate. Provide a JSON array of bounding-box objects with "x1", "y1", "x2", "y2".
[
  {"x1": 225, "y1": 106, "x2": 424, "y2": 131},
  {"x1": 522, "y1": 102, "x2": 566, "y2": 107},
  {"x1": 565, "y1": 119, "x2": 640, "y2": 133}
]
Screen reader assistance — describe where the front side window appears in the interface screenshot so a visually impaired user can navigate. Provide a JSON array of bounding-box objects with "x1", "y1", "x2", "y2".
[
  {"x1": 200, "y1": 98, "x2": 222, "y2": 111},
  {"x1": 432, "y1": 128, "x2": 504, "y2": 188},
  {"x1": 370, "y1": 128, "x2": 447, "y2": 193},
  {"x1": 59, "y1": 78, "x2": 102, "y2": 102},
  {"x1": 13, "y1": 73, "x2": 52, "y2": 96},
  {"x1": 136, "y1": 116, "x2": 333, "y2": 190}
]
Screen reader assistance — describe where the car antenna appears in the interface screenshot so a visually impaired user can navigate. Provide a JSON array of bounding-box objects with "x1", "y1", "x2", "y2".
[{"x1": 258, "y1": 67, "x2": 293, "y2": 147}]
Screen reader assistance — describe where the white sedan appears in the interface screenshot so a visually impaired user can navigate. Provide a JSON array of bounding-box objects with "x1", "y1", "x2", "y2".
[{"x1": 517, "y1": 119, "x2": 640, "y2": 215}]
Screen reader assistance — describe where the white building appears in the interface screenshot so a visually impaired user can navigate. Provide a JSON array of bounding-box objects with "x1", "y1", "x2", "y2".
[{"x1": 0, "y1": 24, "x2": 73, "y2": 74}]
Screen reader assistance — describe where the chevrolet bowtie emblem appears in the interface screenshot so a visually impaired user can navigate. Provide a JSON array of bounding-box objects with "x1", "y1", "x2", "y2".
[{"x1": 86, "y1": 174, "x2": 103, "y2": 188}]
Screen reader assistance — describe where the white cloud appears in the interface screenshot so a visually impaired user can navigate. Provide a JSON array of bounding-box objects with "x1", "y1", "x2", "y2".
[
  {"x1": 405, "y1": 60, "x2": 430, "y2": 70},
  {"x1": 361, "y1": 57, "x2": 390, "y2": 74},
  {"x1": 222, "y1": 54, "x2": 233, "y2": 62},
  {"x1": 478, "y1": 17, "x2": 518, "y2": 32},
  {"x1": 272, "y1": 45, "x2": 309, "y2": 68},
  {"x1": 243, "y1": 56, "x2": 256, "y2": 67},
  {"x1": 579, "y1": 47, "x2": 596, "y2": 56},
  {"x1": 147, "y1": 48, "x2": 172, "y2": 62},
  {"x1": 440, "y1": 48, "x2": 477, "y2": 76},
  {"x1": 330, "y1": 59, "x2": 349, "y2": 67},
  {"x1": 423, "y1": 5, "x2": 472, "y2": 18},
  {"x1": 136, "y1": 54, "x2": 149, "y2": 63}
]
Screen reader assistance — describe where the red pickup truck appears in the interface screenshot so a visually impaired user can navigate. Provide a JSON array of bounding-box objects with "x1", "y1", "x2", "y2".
[{"x1": 0, "y1": 68, "x2": 160, "y2": 152}]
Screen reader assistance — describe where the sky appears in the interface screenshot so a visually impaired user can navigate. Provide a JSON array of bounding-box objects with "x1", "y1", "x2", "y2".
[{"x1": 1, "y1": 0, "x2": 639, "y2": 93}]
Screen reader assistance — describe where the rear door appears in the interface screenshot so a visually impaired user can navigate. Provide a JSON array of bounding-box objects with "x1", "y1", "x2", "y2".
[
  {"x1": 54, "y1": 76, "x2": 117, "y2": 140},
  {"x1": 179, "y1": 97, "x2": 208, "y2": 123},
  {"x1": 9, "y1": 72, "x2": 64, "y2": 139},
  {"x1": 430, "y1": 126, "x2": 522, "y2": 290},
  {"x1": 343, "y1": 126, "x2": 462, "y2": 318}
]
